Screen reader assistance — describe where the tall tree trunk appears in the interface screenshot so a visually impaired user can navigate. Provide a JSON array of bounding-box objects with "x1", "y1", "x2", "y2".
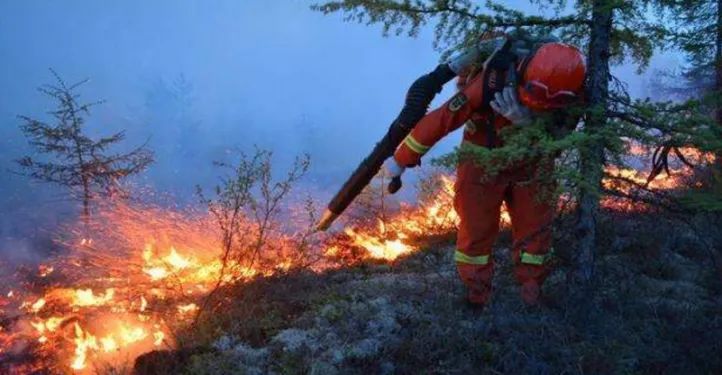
[
  {"x1": 713, "y1": 0, "x2": 722, "y2": 279},
  {"x1": 714, "y1": 0, "x2": 722, "y2": 163},
  {"x1": 716, "y1": 0, "x2": 722, "y2": 112},
  {"x1": 575, "y1": 0, "x2": 612, "y2": 283},
  {"x1": 82, "y1": 174, "x2": 90, "y2": 226}
]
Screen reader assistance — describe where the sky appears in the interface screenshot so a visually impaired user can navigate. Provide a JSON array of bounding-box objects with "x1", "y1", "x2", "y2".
[{"x1": 0, "y1": 0, "x2": 683, "y2": 256}]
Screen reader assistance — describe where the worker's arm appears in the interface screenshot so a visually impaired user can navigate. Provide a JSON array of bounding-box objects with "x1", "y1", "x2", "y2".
[{"x1": 393, "y1": 72, "x2": 486, "y2": 167}]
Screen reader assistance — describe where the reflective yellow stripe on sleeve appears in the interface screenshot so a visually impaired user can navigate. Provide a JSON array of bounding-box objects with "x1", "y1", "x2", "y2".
[
  {"x1": 403, "y1": 135, "x2": 431, "y2": 155},
  {"x1": 454, "y1": 250, "x2": 490, "y2": 265}
]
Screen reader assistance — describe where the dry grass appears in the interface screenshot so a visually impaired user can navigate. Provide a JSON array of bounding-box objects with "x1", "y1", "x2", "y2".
[{"x1": 131, "y1": 211, "x2": 722, "y2": 375}]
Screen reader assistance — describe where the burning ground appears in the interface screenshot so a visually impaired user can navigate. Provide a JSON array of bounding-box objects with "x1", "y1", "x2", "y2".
[
  {"x1": 0, "y1": 172, "x2": 460, "y2": 374},
  {"x1": 1, "y1": 144, "x2": 721, "y2": 374},
  {"x1": 142, "y1": 213, "x2": 722, "y2": 375}
]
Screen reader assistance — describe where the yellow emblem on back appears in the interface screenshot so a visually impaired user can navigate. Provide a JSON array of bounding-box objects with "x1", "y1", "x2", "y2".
[{"x1": 448, "y1": 93, "x2": 468, "y2": 112}]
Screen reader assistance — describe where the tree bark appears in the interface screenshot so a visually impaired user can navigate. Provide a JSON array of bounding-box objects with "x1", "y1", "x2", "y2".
[
  {"x1": 716, "y1": 0, "x2": 722, "y2": 111},
  {"x1": 714, "y1": 0, "x2": 722, "y2": 167},
  {"x1": 575, "y1": 0, "x2": 612, "y2": 283},
  {"x1": 82, "y1": 174, "x2": 91, "y2": 227}
]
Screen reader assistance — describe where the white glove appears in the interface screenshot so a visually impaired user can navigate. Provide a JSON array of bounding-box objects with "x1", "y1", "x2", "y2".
[
  {"x1": 490, "y1": 87, "x2": 533, "y2": 126},
  {"x1": 383, "y1": 157, "x2": 405, "y2": 178}
]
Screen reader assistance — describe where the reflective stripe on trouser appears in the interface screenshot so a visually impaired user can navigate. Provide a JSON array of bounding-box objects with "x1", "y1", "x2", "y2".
[
  {"x1": 454, "y1": 160, "x2": 555, "y2": 288},
  {"x1": 520, "y1": 248, "x2": 554, "y2": 265},
  {"x1": 454, "y1": 249, "x2": 490, "y2": 265},
  {"x1": 455, "y1": 250, "x2": 493, "y2": 305}
]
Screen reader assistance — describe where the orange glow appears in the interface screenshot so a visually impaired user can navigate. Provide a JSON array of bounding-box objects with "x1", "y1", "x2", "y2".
[
  {"x1": 71, "y1": 323, "x2": 97, "y2": 370},
  {"x1": 72, "y1": 289, "x2": 115, "y2": 307},
  {"x1": 176, "y1": 303, "x2": 198, "y2": 315},
  {"x1": 0, "y1": 142, "x2": 714, "y2": 373},
  {"x1": 31, "y1": 298, "x2": 46, "y2": 313},
  {"x1": 153, "y1": 331, "x2": 165, "y2": 346},
  {"x1": 140, "y1": 296, "x2": 148, "y2": 312},
  {"x1": 38, "y1": 265, "x2": 54, "y2": 277},
  {"x1": 602, "y1": 142, "x2": 715, "y2": 211},
  {"x1": 343, "y1": 227, "x2": 413, "y2": 260}
]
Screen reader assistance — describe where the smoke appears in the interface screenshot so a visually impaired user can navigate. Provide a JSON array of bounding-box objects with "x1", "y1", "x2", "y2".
[{"x1": 0, "y1": 0, "x2": 680, "y2": 266}]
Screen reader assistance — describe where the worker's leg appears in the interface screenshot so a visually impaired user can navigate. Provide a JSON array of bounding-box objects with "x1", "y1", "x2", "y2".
[
  {"x1": 454, "y1": 161, "x2": 506, "y2": 306},
  {"x1": 507, "y1": 181, "x2": 555, "y2": 305}
]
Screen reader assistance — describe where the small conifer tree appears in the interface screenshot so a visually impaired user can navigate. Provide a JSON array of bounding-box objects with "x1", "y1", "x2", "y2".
[{"x1": 16, "y1": 70, "x2": 154, "y2": 219}]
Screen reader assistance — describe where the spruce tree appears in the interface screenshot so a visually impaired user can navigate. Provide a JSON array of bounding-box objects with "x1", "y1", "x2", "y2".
[
  {"x1": 313, "y1": 0, "x2": 673, "y2": 284},
  {"x1": 16, "y1": 70, "x2": 154, "y2": 219},
  {"x1": 656, "y1": 0, "x2": 719, "y2": 95},
  {"x1": 656, "y1": 0, "x2": 722, "y2": 180}
]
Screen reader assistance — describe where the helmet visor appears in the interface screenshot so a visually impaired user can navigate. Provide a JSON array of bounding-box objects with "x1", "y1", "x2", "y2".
[{"x1": 522, "y1": 80, "x2": 579, "y2": 108}]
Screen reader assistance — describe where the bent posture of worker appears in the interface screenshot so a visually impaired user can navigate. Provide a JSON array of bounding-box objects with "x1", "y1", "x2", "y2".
[{"x1": 386, "y1": 41, "x2": 586, "y2": 306}]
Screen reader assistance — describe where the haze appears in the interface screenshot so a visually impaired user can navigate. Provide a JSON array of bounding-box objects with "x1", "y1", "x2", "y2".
[{"x1": 0, "y1": 0, "x2": 678, "y2": 261}]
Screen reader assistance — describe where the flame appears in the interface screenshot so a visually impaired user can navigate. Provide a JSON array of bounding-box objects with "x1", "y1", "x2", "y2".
[
  {"x1": 602, "y1": 143, "x2": 716, "y2": 211},
  {"x1": 71, "y1": 323, "x2": 97, "y2": 371},
  {"x1": 0, "y1": 142, "x2": 714, "y2": 374},
  {"x1": 39, "y1": 265, "x2": 54, "y2": 277},
  {"x1": 333, "y1": 174, "x2": 513, "y2": 261},
  {"x1": 31, "y1": 316, "x2": 66, "y2": 336},
  {"x1": 72, "y1": 289, "x2": 115, "y2": 307},
  {"x1": 153, "y1": 331, "x2": 165, "y2": 346},
  {"x1": 119, "y1": 326, "x2": 148, "y2": 344},
  {"x1": 343, "y1": 227, "x2": 413, "y2": 260},
  {"x1": 100, "y1": 336, "x2": 118, "y2": 352},
  {"x1": 164, "y1": 247, "x2": 191, "y2": 269},
  {"x1": 65, "y1": 319, "x2": 167, "y2": 371},
  {"x1": 176, "y1": 303, "x2": 198, "y2": 315},
  {"x1": 143, "y1": 267, "x2": 169, "y2": 281},
  {"x1": 31, "y1": 298, "x2": 46, "y2": 313},
  {"x1": 140, "y1": 296, "x2": 148, "y2": 312}
]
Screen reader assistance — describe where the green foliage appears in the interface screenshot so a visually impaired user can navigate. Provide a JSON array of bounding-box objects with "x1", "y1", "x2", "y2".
[
  {"x1": 657, "y1": 0, "x2": 719, "y2": 90},
  {"x1": 310, "y1": 0, "x2": 681, "y2": 205},
  {"x1": 313, "y1": 0, "x2": 664, "y2": 69},
  {"x1": 16, "y1": 69, "x2": 154, "y2": 217},
  {"x1": 431, "y1": 106, "x2": 605, "y2": 207},
  {"x1": 313, "y1": 0, "x2": 722, "y2": 279},
  {"x1": 680, "y1": 172, "x2": 722, "y2": 212},
  {"x1": 313, "y1": 0, "x2": 584, "y2": 58},
  {"x1": 610, "y1": 89, "x2": 722, "y2": 179}
]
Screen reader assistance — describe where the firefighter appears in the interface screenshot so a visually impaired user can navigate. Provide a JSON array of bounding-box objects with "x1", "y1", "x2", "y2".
[{"x1": 385, "y1": 40, "x2": 586, "y2": 306}]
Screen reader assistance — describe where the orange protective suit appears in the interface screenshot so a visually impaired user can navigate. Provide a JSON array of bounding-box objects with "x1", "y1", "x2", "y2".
[{"x1": 393, "y1": 69, "x2": 557, "y2": 306}]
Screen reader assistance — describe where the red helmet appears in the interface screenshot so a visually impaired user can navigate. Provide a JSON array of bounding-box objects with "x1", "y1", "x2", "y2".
[{"x1": 517, "y1": 42, "x2": 586, "y2": 111}]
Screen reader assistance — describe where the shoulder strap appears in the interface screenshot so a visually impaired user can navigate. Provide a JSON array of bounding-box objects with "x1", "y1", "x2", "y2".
[
  {"x1": 477, "y1": 34, "x2": 553, "y2": 148},
  {"x1": 478, "y1": 38, "x2": 516, "y2": 148},
  {"x1": 479, "y1": 38, "x2": 515, "y2": 109}
]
